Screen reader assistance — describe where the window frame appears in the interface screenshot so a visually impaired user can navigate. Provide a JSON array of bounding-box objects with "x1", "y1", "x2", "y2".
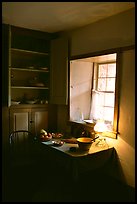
[
  {"x1": 91, "y1": 60, "x2": 117, "y2": 128},
  {"x1": 68, "y1": 46, "x2": 134, "y2": 139},
  {"x1": 68, "y1": 52, "x2": 120, "y2": 139}
]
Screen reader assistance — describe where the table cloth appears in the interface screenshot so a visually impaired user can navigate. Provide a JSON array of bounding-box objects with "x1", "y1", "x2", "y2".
[{"x1": 39, "y1": 138, "x2": 115, "y2": 181}]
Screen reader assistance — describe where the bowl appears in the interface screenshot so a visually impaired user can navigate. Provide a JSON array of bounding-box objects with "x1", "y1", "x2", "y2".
[
  {"x1": 40, "y1": 133, "x2": 52, "y2": 142},
  {"x1": 77, "y1": 137, "x2": 93, "y2": 151},
  {"x1": 52, "y1": 140, "x2": 64, "y2": 146},
  {"x1": 26, "y1": 100, "x2": 37, "y2": 104},
  {"x1": 11, "y1": 101, "x2": 20, "y2": 105},
  {"x1": 52, "y1": 133, "x2": 63, "y2": 139}
]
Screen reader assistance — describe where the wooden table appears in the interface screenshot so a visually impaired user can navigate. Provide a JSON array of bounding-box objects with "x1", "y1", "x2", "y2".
[{"x1": 38, "y1": 137, "x2": 115, "y2": 181}]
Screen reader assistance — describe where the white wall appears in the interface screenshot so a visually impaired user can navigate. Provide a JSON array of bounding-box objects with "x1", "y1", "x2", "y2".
[
  {"x1": 113, "y1": 136, "x2": 135, "y2": 188},
  {"x1": 68, "y1": 8, "x2": 135, "y2": 56},
  {"x1": 59, "y1": 8, "x2": 135, "y2": 188},
  {"x1": 70, "y1": 60, "x2": 93, "y2": 121},
  {"x1": 117, "y1": 49, "x2": 135, "y2": 187},
  {"x1": 119, "y1": 49, "x2": 135, "y2": 148}
]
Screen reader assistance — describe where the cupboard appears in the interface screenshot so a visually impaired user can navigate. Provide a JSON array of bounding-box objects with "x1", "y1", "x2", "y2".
[
  {"x1": 9, "y1": 106, "x2": 48, "y2": 137},
  {"x1": 2, "y1": 23, "x2": 69, "y2": 136},
  {"x1": 9, "y1": 25, "x2": 51, "y2": 106},
  {"x1": 2, "y1": 24, "x2": 55, "y2": 135}
]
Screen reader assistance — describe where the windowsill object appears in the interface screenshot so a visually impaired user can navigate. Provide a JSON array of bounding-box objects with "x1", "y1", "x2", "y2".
[
  {"x1": 68, "y1": 120, "x2": 95, "y2": 139},
  {"x1": 68, "y1": 120, "x2": 118, "y2": 139},
  {"x1": 68, "y1": 120, "x2": 95, "y2": 128}
]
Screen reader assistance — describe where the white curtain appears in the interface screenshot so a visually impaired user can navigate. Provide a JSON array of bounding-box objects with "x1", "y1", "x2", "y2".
[{"x1": 90, "y1": 90, "x2": 102, "y2": 121}]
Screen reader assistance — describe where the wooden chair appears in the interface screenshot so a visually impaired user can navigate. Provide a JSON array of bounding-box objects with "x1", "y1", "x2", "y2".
[
  {"x1": 9, "y1": 130, "x2": 38, "y2": 169},
  {"x1": 6, "y1": 130, "x2": 42, "y2": 201}
]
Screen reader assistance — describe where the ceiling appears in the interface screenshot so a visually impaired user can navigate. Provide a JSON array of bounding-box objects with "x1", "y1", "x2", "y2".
[{"x1": 2, "y1": 2, "x2": 135, "y2": 33}]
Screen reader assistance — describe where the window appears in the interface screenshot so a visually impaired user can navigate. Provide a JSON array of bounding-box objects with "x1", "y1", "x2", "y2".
[
  {"x1": 90, "y1": 61, "x2": 116, "y2": 131},
  {"x1": 69, "y1": 53, "x2": 118, "y2": 138}
]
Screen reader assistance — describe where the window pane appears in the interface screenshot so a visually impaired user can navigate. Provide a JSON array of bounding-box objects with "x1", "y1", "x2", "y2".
[
  {"x1": 93, "y1": 106, "x2": 114, "y2": 124},
  {"x1": 98, "y1": 64, "x2": 107, "y2": 77},
  {"x1": 95, "y1": 105, "x2": 104, "y2": 119},
  {"x1": 104, "y1": 93, "x2": 115, "y2": 107},
  {"x1": 103, "y1": 107, "x2": 114, "y2": 122},
  {"x1": 106, "y1": 78, "x2": 116, "y2": 91},
  {"x1": 98, "y1": 92, "x2": 105, "y2": 107},
  {"x1": 107, "y1": 63, "x2": 116, "y2": 77},
  {"x1": 98, "y1": 93, "x2": 115, "y2": 107},
  {"x1": 98, "y1": 78, "x2": 106, "y2": 91}
]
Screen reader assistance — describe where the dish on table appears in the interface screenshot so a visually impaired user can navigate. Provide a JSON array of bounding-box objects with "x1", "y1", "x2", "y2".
[
  {"x1": 52, "y1": 133, "x2": 63, "y2": 139},
  {"x1": 40, "y1": 135, "x2": 52, "y2": 142},
  {"x1": 61, "y1": 138, "x2": 77, "y2": 144},
  {"x1": 40, "y1": 131, "x2": 52, "y2": 141},
  {"x1": 52, "y1": 140, "x2": 64, "y2": 146},
  {"x1": 40, "y1": 137, "x2": 52, "y2": 142}
]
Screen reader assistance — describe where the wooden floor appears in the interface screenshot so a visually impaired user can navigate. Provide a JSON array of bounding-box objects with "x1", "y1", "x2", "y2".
[{"x1": 2, "y1": 161, "x2": 135, "y2": 202}]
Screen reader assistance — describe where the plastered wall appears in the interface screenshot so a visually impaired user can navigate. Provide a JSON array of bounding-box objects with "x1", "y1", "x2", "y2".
[
  {"x1": 59, "y1": 8, "x2": 135, "y2": 187},
  {"x1": 68, "y1": 8, "x2": 135, "y2": 56}
]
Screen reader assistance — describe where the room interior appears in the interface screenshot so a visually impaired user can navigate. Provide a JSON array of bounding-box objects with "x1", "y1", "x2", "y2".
[{"x1": 2, "y1": 2, "x2": 135, "y2": 202}]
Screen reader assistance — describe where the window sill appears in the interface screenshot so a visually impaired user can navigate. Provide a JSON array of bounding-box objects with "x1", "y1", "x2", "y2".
[
  {"x1": 68, "y1": 120, "x2": 95, "y2": 128},
  {"x1": 102, "y1": 131, "x2": 118, "y2": 139}
]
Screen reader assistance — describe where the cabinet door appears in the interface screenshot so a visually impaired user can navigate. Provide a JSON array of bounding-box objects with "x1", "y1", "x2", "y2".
[
  {"x1": 9, "y1": 108, "x2": 30, "y2": 132},
  {"x1": 31, "y1": 108, "x2": 48, "y2": 136},
  {"x1": 50, "y1": 37, "x2": 68, "y2": 105}
]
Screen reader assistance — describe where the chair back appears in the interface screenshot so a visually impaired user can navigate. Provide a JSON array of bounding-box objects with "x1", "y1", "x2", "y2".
[{"x1": 9, "y1": 130, "x2": 34, "y2": 161}]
